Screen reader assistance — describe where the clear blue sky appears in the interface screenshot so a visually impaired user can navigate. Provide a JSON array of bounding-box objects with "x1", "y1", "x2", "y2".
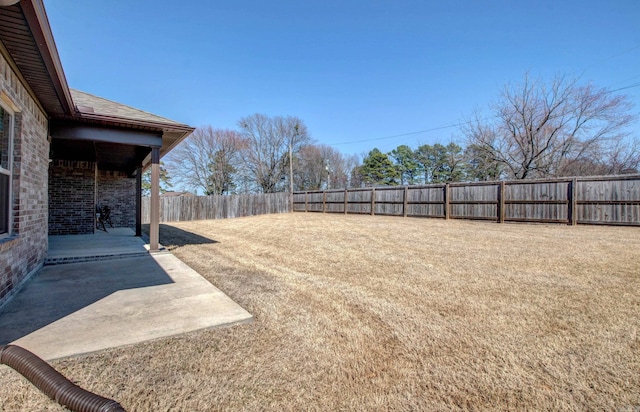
[{"x1": 44, "y1": 0, "x2": 639, "y2": 156}]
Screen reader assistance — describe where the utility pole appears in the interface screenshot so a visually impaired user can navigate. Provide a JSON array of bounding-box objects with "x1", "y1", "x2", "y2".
[
  {"x1": 289, "y1": 123, "x2": 300, "y2": 211},
  {"x1": 289, "y1": 140, "x2": 294, "y2": 211},
  {"x1": 326, "y1": 163, "x2": 331, "y2": 190},
  {"x1": 289, "y1": 141, "x2": 293, "y2": 194}
]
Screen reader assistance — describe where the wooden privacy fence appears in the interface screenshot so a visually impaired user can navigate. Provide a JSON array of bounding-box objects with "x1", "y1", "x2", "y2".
[
  {"x1": 293, "y1": 175, "x2": 640, "y2": 226},
  {"x1": 142, "y1": 192, "x2": 290, "y2": 223}
]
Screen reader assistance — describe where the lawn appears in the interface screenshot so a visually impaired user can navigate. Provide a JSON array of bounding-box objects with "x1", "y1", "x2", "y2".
[{"x1": 1, "y1": 213, "x2": 639, "y2": 411}]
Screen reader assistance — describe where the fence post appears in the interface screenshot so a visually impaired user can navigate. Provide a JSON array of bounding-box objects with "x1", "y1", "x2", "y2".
[
  {"x1": 403, "y1": 186, "x2": 409, "y2": 217},
  {"x1": 498, "y1": 181, "x2": 506, "y2": 223},
  {"x1": 371, "y1": 188, "x2": 376, "y2": 216},
  {"x1": 569, "y1": 178, "x2": 578, "y2": 225},
  {"x1": 444, "y1": 184, "x2": 450, "y2": 220},
  {"x1": 305, "y1": 191, "x2": 308, "y2": 212},
  {"x1": 344, "y1": 189, "x2": 348, "y2": 214}
]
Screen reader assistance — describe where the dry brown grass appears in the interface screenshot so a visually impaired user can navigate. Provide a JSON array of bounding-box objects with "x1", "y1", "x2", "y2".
[{"x1": 1, "y1": 213, "x2": 639, "y2": 411}]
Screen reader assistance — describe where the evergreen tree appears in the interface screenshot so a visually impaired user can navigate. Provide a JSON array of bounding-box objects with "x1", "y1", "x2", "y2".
[
  {"x1": 359, "y1": 148, "x2": 400, "y2": 186},
  {"x1": 390, "y1": 145, "x2": 422, "y2": 185},
  {"x1": 415, "y1": 143, "x2": 465, "y2": 183}
]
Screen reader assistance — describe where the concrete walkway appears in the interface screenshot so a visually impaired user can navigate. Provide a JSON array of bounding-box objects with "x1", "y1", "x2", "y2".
[{"x1": 0, "y1": 229, "x2": 252, "y2": 360}]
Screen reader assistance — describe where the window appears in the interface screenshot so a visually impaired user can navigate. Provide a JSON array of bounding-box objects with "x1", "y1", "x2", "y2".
[{"x1": 0, "y1": 102, "x2": 13, "y2": 237}]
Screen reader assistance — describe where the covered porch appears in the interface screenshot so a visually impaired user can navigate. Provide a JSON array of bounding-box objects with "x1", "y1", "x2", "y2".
[
  {"x1": 47, "y1": 89, "x2": 195, "y2": 251},
  {"x1": 0, "y1": 0, "x2": 195, "y2": 253}
]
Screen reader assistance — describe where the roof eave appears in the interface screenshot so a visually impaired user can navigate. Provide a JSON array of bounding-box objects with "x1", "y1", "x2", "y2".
[
  {"x1": 160, "y1": 128, "x2": 194, "y2": 158},
  {"x1": 73, "y1": 111, "x2": 195, "y2": 171},
  {"x1": 20, "y1": 0, "x2": 74, "y2": 116},
  {"x1": 76, "y1": 111, "x2": 196, "y2": 134},
  {"x1": 140, "y1": 128, "x2": 194, "y2": 171}
]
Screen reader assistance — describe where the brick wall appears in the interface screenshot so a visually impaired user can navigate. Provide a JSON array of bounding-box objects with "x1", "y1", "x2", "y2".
[
  {"x1": 0, "y1": 52, "x2": 50, "y2": 307},
  {"x1": 48, "y1": 160, "x2": 96, "y2": 235},
  {"x1": 48, "y1": 164, "x2": 136, "y2": 234},
  {"x1": 96, "y1": 170, "x2": 135, "y2": 228}
]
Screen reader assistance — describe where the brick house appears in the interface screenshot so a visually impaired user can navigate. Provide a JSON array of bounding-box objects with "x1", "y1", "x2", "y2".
[{"x1": 0, "y1": 0, "x2": 194, "y2": 307}]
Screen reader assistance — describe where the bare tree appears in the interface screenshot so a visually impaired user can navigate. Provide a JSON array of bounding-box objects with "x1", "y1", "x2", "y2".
[
  {"x1": 561, "y1": 137, "x2": 640, "y2": 176},
  {"x1": 328, "y1": 151, "x2": 360, "y2": 190},
  {"x1": 462, "y1": 74, "x2": 637, "y2": 179},
  {"x1": 604, "y1": 138, "x2": 640, "y2": 174},
  {"x1": 343, "y1": 154, "x2": 362, "y2": 188},
  {"x1": 165, "y1": 126, "x2": 246, "y2": 195},
  {"x1": 238, "y1": 114, "x2": 311, "y2": 193},
  {"x1": 294, "y1": 144, "x2": 352, "y2": 190},
  {"x1": 463, "y1": 144, "x2": 502, "y2": 181},
  {"x1": 294, "y1": 144, "x2": 326, "y2": 191}
]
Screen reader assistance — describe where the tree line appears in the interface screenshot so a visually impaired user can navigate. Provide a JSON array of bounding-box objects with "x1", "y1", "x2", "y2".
[
  {"x1": 156, "y1": 74, "x2": 639, "y2": 194},
  {"x1": 162, "y1": 114, "x2": 357, "y2": 194}
]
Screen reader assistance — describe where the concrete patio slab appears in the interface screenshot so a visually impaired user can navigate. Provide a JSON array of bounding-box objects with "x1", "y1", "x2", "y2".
[
  {"x1": 0, "y1": 238, "x2": 252, "y2": 360},
  {"x1": 46, "y1": 228, "x2": 151, "y2": 265}
]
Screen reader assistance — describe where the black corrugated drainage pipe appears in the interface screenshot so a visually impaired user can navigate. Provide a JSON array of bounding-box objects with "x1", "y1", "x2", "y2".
[{"x1": 0, "y1": 345, "x2": 125, "y2": 412}]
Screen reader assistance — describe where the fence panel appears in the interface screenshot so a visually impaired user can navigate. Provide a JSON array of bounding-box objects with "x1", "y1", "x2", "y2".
[
  {"x1": 292, "y1": 174, "x2": 640, "y2": 226},
  {"x1": 375, "y1": 187, "x2": 404, "y2": 216},
  {"x1": 449, "y1": 183, "x2": 499, "y2": 220},
  {"x1": 577, "y1": 177, "x2": 640, "y2": 225},
  {"x1": 346, "y1": 189, "x2": 373, "y2": 214},
  {"x1": 292, "y1": 193, "x2": 307, "y2": 212},
  {"x1": 325, "y1": 190, "x2": 346, "y2": 213},
  {"x1": 142, "y1": 197, "x2": 150, "y2": 224},
  {"x1": 305, "y1": 192, "x2": 324, "y2": 212},
  {"x1": 505, "y1": 180, "x2": 570, "y2": 223},
  {"x1": 142, "y1": 175, "x2": 640, "y2": 226},
  {"x1": 142, "y1": 192, "x2": 290, "y2": 223},
  {"x1": 406, "y1": 185, "x2": 445, "y2": 218}
]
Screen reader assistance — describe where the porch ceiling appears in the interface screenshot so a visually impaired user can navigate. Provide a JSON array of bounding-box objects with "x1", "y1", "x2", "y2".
[
  {"x1": 50, "y1": 139, "x2": 151, "y2": 176},
  {"x1": 49, "y1": 120, "x2": 166, "y2": 176}
]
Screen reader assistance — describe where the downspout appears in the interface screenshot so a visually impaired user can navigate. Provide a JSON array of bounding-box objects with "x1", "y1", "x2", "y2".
[{"x1": 0, "y1": 345, "x2": 125, "y2": 411}]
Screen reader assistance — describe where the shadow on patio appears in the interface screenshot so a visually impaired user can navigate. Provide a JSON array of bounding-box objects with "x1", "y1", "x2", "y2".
[
  {"x1": 141, "y1": 224, "x2": 219, "y2": 249},
  {"x1": 0, "y1": 255, "x2": 173, "y2": 345},
  {"x1": 0, "y1": 227, "x2": 250, "y2": 360}
]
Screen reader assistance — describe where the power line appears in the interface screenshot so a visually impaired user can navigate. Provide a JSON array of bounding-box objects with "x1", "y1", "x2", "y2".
[
  {"x1": 329, "y1": 80, "x2": 640, "y2": 148},
  {"x1": 609, "y1": 82, "x2": 640, "y2": 93},
  {"x1": 606, "y1": 74, "x2": 640, "y2": 89},
  {"x1": 329, "y1": 121, "x2": 470, "y2": 146},
  {"x1": 326, "y1": 45, "x2": 640, "y2": 148},
  {"x1": 580, "y1": 44, "x2": 640, "y2": 72}
]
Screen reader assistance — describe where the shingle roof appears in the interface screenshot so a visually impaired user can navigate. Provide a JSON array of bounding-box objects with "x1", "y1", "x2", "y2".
[
  {"x1": 70, "y1": 89, "x2": 191, "y2": 130},
  {"x1": 68, "y1": 89, "x2": 194, "y2": 170}
]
